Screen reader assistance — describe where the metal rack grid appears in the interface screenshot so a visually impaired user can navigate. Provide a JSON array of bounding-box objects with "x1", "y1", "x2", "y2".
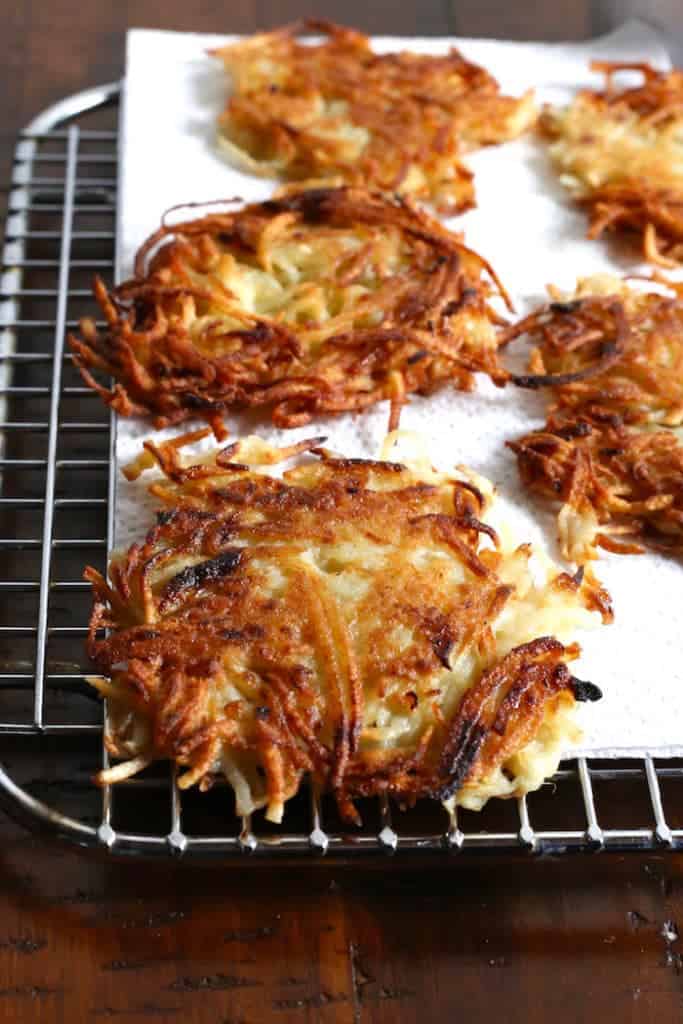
[{"x1": 0, "y1": 83, "x2": 681, "y2": 859}]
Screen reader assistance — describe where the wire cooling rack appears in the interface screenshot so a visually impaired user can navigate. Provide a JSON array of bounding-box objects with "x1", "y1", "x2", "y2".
[{"x1": 0, "y1": 84, "x2": 681, "y2": 859}]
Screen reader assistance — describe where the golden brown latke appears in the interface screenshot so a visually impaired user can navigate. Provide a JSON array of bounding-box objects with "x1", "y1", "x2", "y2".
[
  {"x1": 85, "y1": 432, "x2": 609, "y2": 824},
  {"x1": 542, "y1": 61, "x2": 683, "y2": 266},
  {"x1": 510, "y1": 409, "x2": 683, "y2": 561},
  {"x1": 507, "y1": 275, "x2": 683, "y2": 560},
  {"x1": 506, "y1": 274, "x2": 683, "y2": 425},
  {"x1": 211, "y1": 20, "x2": 536, "y2": 213},
  {"x1": 69, "y1": 187, "x2": 511, "y2": 433}
]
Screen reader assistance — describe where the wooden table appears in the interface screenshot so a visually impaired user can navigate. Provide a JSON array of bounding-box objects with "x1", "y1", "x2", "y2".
[{"x1": 1, "y1": 2, "x2": 682, "y2": 1021}]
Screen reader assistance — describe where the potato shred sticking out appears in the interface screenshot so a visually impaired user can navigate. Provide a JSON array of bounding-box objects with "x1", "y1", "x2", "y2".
[
  {"x1": 70, "y1": 187, "x2": 511, "y2": 433},
  {"x1": 507, "y1": 275, "x2": 683, "y2": 560},
  {"x1": 85, "y1": 431, "x2": 610, "y2": 824},
  {"x1": 543, "y1": 61, "x2": 683, "y2": 266},
  {"x1": 211, "y1": 19, "x2": 536, "y2": 213}
]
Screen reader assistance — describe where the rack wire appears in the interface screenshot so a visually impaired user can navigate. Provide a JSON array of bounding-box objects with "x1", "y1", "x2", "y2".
[{"x1": 0, "y1": 83, "x2": 681, "y2": 858}]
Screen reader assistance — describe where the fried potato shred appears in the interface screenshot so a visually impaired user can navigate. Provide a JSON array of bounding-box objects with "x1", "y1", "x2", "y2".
[
  {"x1": 86, "y1": 432, "x2": 609, "y2": 823},
  {"x1": 543, "y1": 61, "x2": 683, "y2": 265},
  {"x1": 70, "y1": 187, "x2": 511, "y2": 432},
  {"x1": 507, "y1": 275, "x2": 683, "y2": 560},
  {"x1": 211, "y1": 19, "x2": 536, "y2": 212}
]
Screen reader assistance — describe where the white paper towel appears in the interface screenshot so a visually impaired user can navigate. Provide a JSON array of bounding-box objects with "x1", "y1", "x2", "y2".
[{"x1": 115, "y1": 21, "x2": 682, "y2": 757}]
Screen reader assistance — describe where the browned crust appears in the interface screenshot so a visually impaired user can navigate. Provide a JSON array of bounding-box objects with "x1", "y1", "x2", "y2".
[
  {"x1": 506, "y1": 282, "x2": 683, "y2": 557},
  {"x1": 505, "y1": 295, "x2": 631, "y2": 393},
  {"x1": 212, "y1": 19, "x2": 535, "y2": 212},
  {"x1": 86, "y1": 435, "x2": 604, "y2": 821},
  {"x1": 509, "y1": 408, "x2": 683, "y2": 557},
  {"x1": 583, "y1": 185, "x2": 683, "y2": 267},
  {"x1": 542, "y1": 61, "x2": 683, "y2": 266},
  {"x1": 504, "y1": 280, "x2": 683, "y2": 418},
  {"x1": 341, "y1": 636, "x2": 579, "y2": 803},
  {"x1": 69, "y1": 187, "x2": 511, "y2": 432}
]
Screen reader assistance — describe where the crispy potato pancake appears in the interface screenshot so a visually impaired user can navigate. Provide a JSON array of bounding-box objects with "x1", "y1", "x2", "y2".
[
  {"x1": 85, "y1": 431, "x2": 610, "y2": 823},
  {"x1": 510, "y1": 409, "x2": 683, "y2": 562},
  {"x1": 542, "y1": 61, "x2": 683, "y2": 266},
  {"x1": 70, "y1": 187, "x2": 511, "y2": 433},
  {"x1": 211, "y1": 20, "x2": 536, "y2": 213},
  {"x1": 507, "y1": 275, "x2": 683, "y2": 560},
  {"x1": 508, "y1": 274, "x2": 683, "y2": 426}
]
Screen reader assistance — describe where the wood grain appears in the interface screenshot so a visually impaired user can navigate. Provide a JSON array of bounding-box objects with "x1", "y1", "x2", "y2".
[
  {"x1": 1, "y1": 2, "x2": 683, "y2": 1022},
  {"x1": 0, "y1": 821, "x2": 682, "y2": 1023}
]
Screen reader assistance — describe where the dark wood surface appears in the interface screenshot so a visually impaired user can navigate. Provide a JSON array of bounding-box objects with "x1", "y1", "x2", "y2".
[{"x1": 1, "y1": 2, "x2": 683, "y2": 1022}]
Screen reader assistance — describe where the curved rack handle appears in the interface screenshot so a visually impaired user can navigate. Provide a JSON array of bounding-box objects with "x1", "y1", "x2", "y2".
[{"x1": 22, "y1": 81, "x2": 121, "y2": 136}]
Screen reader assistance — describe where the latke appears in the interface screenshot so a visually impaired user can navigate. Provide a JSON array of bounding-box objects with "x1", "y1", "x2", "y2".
[
  {"x1": 543, "y1": 61, "x2": 683, "y2": 265},
  {"x1": 508, "y1": 275, "x2": 683, "y2": 560},
  {"x1": 86, "y1": 431, "x2": 610, "y2": 823},
  {"x1": 212, "y1": 20, "x2": 536, "y2": 212},
  {"x1": 70, "y1": 187, "x2": 511, "y2": 433}
]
